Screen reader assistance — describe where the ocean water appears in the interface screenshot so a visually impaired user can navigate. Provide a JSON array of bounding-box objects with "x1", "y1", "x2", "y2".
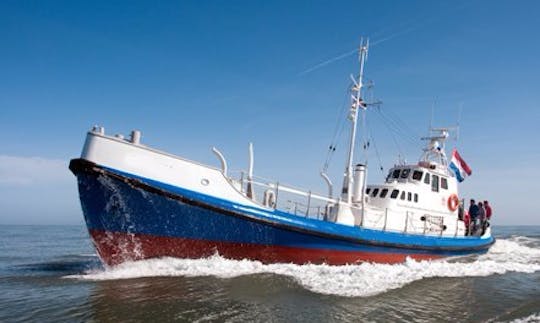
[{"x1": 0, "y1": 225, "x2": 539, "y2": 322}]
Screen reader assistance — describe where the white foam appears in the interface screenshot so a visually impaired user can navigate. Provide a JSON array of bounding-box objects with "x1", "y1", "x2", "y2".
[
  {"x1": 66, "y1": 237, "x2": 540, "y2": 297},
  {"x1": 480, "y1": 237, "x2": 540, "y2": 263},
  {"x1": 505, "y1": 313, "x2": 540, "y2": 323}
]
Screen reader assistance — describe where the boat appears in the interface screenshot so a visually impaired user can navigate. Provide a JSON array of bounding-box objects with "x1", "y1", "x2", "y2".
[{"x1": 69, "y1": 40, "x2": 494, "y2": 266}]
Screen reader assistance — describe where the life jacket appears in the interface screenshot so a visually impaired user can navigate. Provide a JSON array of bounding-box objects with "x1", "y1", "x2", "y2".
[{"x1": 464, "y1": 211, "x2": 471, "y2": 226}]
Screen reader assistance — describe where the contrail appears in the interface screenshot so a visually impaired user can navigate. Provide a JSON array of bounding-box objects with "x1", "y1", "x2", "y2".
[
  {"x1": 372, "y1": 1, "x2": 474, "y2": 47},
  {"x1": 370, "y1": 26, "x2": 420, "y2": 47},
  {"x1": 298, "y1": 1, "x2": 474, "y2": 76},
  {"x1": 298, "y1": 48, "x2": 358, "y2": 76},
  {"x1": 296, "y1": 28, "x2": 415, "y2": 76}
]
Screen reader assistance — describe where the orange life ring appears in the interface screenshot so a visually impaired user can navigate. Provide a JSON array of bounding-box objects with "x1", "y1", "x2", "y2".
[{"x1": 447, "y1": 194, "x2": 459, "y2": 212}]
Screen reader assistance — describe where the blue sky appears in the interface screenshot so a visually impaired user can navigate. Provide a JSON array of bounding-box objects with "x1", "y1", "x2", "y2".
[{"x1": 1, "y1": 0, "x2": 539, "y2": 225}]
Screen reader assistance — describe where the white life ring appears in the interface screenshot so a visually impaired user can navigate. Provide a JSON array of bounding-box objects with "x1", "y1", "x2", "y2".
[{"x1": 448, "y1": 194, "x2": 459, "y2": 212}]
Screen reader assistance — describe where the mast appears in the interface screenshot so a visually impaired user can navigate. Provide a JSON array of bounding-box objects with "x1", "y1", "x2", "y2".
[{"x1": 341, "y1": 39, "x2": 369, "y2": 204}]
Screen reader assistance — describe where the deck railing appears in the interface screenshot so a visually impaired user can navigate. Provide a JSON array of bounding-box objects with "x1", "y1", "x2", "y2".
[{"x1": 227, "y1": 170, "x2": 464, "y2": 237}]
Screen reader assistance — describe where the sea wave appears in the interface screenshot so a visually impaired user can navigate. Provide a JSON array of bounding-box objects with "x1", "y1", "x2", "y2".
[
  {"x1": 504, "y1": 313, "x2": 540, "y2": 323},
  {"x1": 66, "y1": 237, "x2": 540, "y2": 297}
]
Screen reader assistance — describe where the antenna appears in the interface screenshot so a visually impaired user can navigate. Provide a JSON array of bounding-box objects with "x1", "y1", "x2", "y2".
[
  {"x1": 429, "y1": 98, "x2": 437, "y2": 134},
  {"x1": 350, "y1": 74, "x2": 359, "y2": 88},
  {"x1": 365, "y1": 38, "x2": 370, "y2": 61},
  {"x1": 455, "y1": 102, "x2": 463, "y2": 142}
]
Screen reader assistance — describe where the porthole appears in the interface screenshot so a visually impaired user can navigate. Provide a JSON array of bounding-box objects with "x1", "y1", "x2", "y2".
[
  {"x1": 201, "y1": 178, "x2": 210, "y2": 186},
  {"x1": 401, "y1": 169, "x2": 410, "y2": 179}
]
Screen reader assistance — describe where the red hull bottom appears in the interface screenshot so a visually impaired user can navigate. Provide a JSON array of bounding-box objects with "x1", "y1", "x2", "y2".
[{"x1": 89, "y1": 229, "x2": 442, "y2": 266}]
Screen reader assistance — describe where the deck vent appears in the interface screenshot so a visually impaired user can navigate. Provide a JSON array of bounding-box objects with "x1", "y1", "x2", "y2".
[{"x1": 130, "y1": 130, "x2": 141, "y2": 145}]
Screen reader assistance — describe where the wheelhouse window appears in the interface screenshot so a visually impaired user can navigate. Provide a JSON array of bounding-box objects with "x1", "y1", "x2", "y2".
[
  {"x1": 441, "y1": 177, "x2": 448, "y2": 190},
  {"x1": 366, "y1": 188, "x2": 371, "y2": 195},
  {"x1": 400, "y1": 169, "x2": 410, "y2": 179},
  {"x1": 392, "y1": 169, "x2": 400, "y2": 179},
  {"x1": 400, "y1": 191, "x2": 406, "y2": 200},
  {"x1": 380, "y1": 188, "x2": 389, "y2": 198},
  {"x1": 371, "y1": 188, "x2": 379, "y2": 197},
  {"x1": 412, "y1": 170, "x2": 423, "y2": 181},
  {"x1": 424, "y1": 173, "x2": 430, "y2": 185},
  {"x1": 432, "y1": 175, "x2": 439, "y2": 192},
  {"x1": 407, "y1": 192, "x2": 412, "y2": 201},
  {"x1": 390, "y1": 189, "x2": 399, "y2": 199},
  {"x1": 414, "y1": 193, "x2": 418, "y2": 203}
]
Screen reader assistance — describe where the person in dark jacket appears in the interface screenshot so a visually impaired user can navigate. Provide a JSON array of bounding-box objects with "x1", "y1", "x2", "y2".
[{"x1": 469, "y1": 199, "x2": 479, "y2": 235}]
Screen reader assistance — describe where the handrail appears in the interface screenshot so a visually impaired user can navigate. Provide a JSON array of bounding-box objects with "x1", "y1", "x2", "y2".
[
  {"x1": 404, "y1": 211, "x2": 409, "y2": 233},
  {"x1": 305, "y1": 191, "x2": 312, "y2": 216},
  {"x1": 228, "y1": 168, "x2": 464, "y2": 238},
  {"x1": 211, "y1": 147, "x2": 228, "y2": 176},
  {"x1": 320, "y1": 172, "x2": 333, "y2": 198},
  {"x1": 383, "y1": 208, "x2": 388, "y2": 231},
  {"x1": 228, "y1": 170, "x2": 335, "y2": 203}
]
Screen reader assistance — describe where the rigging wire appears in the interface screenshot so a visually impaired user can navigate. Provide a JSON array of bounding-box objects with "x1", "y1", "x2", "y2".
[
  {"x1": 325, "y1": 117, "x2": 349, "y2": 171},
  {"x1": 376, "y1": 105, "x2": 417, "y2": 140},
  {"x1": 376, "y1": 108, "x2": 418, "y2": 146},
  {"x1": 372, "y1": 107, "x2": 405, "y2": 160},
  {"x1": 362, "y1": 79, "x2": 418, "y2": 146},
  {"x1": 384, "y1": 107, "x2": 421, "y2": 139},
  {"x1": 321, "y1": 76, "x2": 421, "y2": 174},
  {"x1": 322, "y1": 91, "x2": 421, "y2": 175},
  {"x1": 366, "y1": 118, "x2": 385, "y2": 173},
  {"x1": 328, "y1": 85, "x2": 353, "y2": 145},
  {"x1": 322, "y1": 86, "x2": 352, "y2": 172}
]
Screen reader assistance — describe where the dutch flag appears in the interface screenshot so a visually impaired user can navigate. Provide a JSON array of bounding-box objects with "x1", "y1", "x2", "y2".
[{"x1": 449, "y1": 149, "x2": 472, "y2": 182}]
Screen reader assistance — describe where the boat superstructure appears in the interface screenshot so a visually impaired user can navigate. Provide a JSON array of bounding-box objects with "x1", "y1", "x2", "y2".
[{"x1": 70, "y1": 40, "x2": 493, "y2": 266}]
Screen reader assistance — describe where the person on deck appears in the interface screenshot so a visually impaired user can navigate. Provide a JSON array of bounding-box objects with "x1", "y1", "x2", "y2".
[
  {"x1": 478, "y1": 202, "x2": 486, "y2": 235},
  {"x1": 464, "y1": 210, "x2": 471, "y2": 236},
  {"x1": 483, "y1": 200, "x2": 492, "y2": 232},
  {"x1": 469, "y1": 199, "x2": 479, "y2": 235}
]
